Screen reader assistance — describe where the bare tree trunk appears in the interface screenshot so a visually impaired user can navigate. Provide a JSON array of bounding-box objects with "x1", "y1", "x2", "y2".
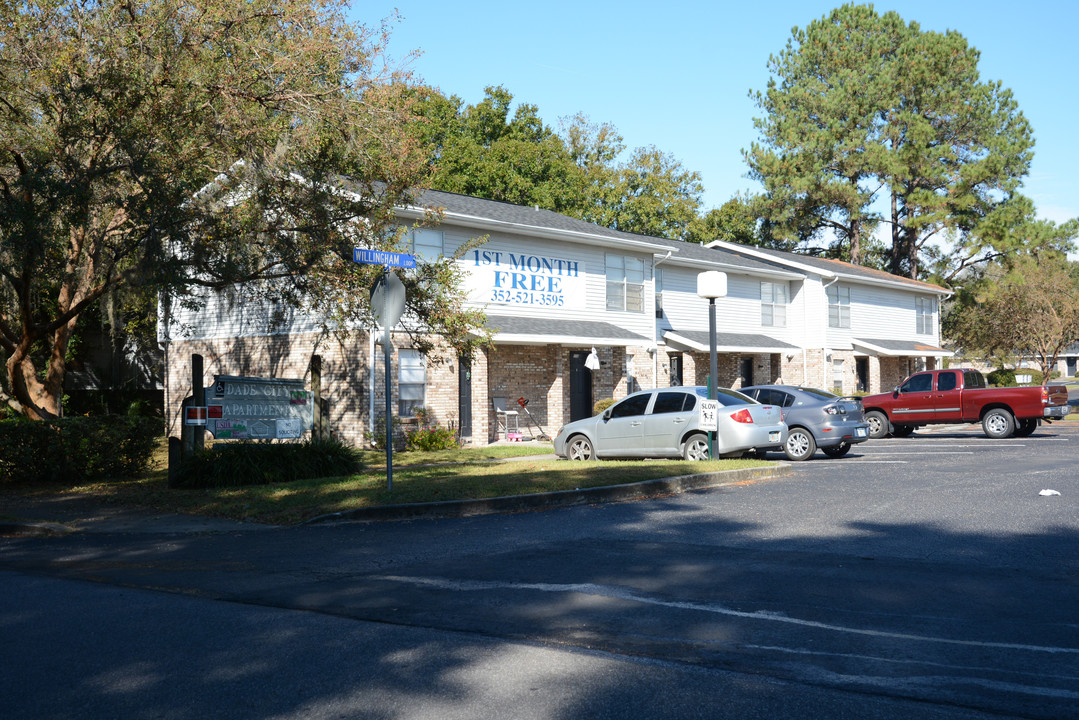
[
  {"x1": 850, "y1": 219, "x2": 862, "y2": 266},
  {"x1": 890, "y1": 192, "x2": 902, "y2": 275}
]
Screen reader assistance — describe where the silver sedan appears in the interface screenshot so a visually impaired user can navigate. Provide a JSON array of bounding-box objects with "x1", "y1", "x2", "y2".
[{"x1": 553, "y1": 386, "x2": 786, "y2": 461}]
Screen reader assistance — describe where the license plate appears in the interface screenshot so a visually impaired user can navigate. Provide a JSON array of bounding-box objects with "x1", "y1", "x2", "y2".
[
  {"x1": 768, "y1": 431, "x2": 780, "y2": 442},
  {"x1": 855, "y1": 427, "x2": 867, "y2": 438}
]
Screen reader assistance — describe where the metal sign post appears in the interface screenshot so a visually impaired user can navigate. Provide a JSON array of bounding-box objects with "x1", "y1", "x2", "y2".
[
  {"x1": 383, "y1": 285, "x2": 393, "y2": 491},
  {"x1": 360, "y1": 249, "x2": 411, "y2": 491}
]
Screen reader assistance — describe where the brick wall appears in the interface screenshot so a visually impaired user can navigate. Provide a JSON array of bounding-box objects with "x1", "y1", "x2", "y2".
[{"x1": 164, "y1": 331, "x2": 937, "y2": 450}]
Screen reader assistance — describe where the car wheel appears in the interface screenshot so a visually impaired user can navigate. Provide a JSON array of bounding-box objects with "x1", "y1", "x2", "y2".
[
  {"x1": 981, "y1": 408, "x2": 1015, "y2": 439},
  {"x1": 892, "y1": 425, "x2": 915, "y2": 438},
  {"x1": 822, "y1": 442, "x2": 851, "y2": 458},
  {"x1": 1013, "y1": 418, "x2": 1038, "y2": 437},
  {"x1": 683, "y1": 433, "x2": 710, "y2": 461},
  {"x1": 783, "y1": 427, "x2": 816, "y2": 461},
  {"x1": 865, "y1": 410, "x2": 889, "y2": 439},
  {"x1": 567, "y1": 435, "x2": 594, "y2": 460}
]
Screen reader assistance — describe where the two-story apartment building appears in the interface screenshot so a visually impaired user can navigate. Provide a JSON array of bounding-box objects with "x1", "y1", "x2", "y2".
[{"x1": 160, "y1": 188, "x2": 952, "y2": 445}]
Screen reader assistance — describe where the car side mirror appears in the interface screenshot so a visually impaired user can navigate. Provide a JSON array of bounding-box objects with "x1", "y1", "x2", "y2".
[
  {"x1": 893, "y1": 386, "x2": 900, "y2": 395},
  {"x1": 602, "y1": 408, "x2": 612, "y2": 421}
]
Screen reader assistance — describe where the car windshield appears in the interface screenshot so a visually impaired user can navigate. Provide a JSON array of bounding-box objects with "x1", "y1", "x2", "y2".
[{"x1": 800, "y1": 388, "x2": 839, "y2": 401}]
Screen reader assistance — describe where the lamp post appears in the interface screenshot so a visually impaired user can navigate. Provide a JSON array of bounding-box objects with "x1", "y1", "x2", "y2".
[{"x1": 696, "y1": 271, "x2": 728, "y2": 458}]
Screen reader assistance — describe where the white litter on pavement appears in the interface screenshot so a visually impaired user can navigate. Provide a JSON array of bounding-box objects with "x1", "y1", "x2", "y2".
[{"x1": 1039, "y1": 489, "x2": 1061, "y2": 497}]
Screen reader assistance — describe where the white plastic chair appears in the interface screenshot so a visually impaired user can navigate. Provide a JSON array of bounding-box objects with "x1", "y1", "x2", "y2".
[{"x1": 492, "y1": 397, "x2": 519, "y2": 437}]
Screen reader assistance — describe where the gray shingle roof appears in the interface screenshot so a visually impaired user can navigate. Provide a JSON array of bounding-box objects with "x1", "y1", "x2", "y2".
[
  {"x1": 483, "y1": 315, "x2": 651, "y2": 345},
  {"x1": 853, "y1": 338, "x2": 950, "y2": 356},
  {"x1": 713, "y1": 243, "x2": 948, "y2": 293},
  {"x1": 663, "y1": 329, "x2": 798, "y2": 352},
  {"x1": 412, "y1": 189, "x2": 801, "y2": 276}
]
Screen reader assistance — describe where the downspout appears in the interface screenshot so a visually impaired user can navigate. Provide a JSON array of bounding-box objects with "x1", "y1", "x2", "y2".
[
  {"x1": 652, "y1": 251, "x2": 673, "y2": 389},
  {"x1": 820, "y1": 275, "x2": 840, "y2": 388}
]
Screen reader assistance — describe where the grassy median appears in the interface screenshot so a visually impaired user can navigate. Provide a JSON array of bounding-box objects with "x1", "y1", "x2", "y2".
[{"x1": 4, "y1": 442, "x2": 770, "y2": 525}]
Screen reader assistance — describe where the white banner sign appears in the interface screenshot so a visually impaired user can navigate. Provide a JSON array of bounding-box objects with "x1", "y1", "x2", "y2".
[{"x1": 461, "y1": 249, "x2": 586, "y2": 310}]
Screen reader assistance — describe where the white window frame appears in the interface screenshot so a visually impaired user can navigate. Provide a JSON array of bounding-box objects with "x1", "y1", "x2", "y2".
[
  {"x1": 606, "y1": 254, "x2": 644, "y2": 313},
  {"x1": 761, "y1": 281, "x2": 788, "y2": 327},
  {"x1": 916, "y1": 296, "x2": 935, "y2": 335},
  {"x1": 410, "y1": 229, "x2": 443, "y2": 263},
  {"x1": 398, "y1": 349, "x2": 426, "y2": 416},
  {"x1": 827, "y1": 285, "x2": 851, "y2": 328}
]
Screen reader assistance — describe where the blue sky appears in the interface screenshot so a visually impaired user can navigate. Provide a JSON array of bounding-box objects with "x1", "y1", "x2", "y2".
[{"x1": 350, "y1": 1, "x2": 1077, "y2": 228}]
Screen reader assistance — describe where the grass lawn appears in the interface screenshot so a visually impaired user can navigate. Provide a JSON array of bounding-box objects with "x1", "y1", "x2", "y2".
[{"x1": 3, "y1": 441, "x2": 771, "y2": 525}]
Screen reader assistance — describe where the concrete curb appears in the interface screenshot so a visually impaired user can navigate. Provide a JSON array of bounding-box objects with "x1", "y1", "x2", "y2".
[{"x1": 304, "y1": 462, "x2": 793, "y2": 525}]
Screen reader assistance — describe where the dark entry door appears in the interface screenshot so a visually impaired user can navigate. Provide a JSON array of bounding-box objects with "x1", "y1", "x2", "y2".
[
  {"x1": 739, "y1": 357, "x2": 754, "y2": 387},
  {"x1": 669, "y1": 355, "x2": 683, "y2": 386},
  {"x1": 856, "y1": 357, "x2": 869, "y2": 393},
  {"x1": 569, "y1": 351, "x2": 593, "y2": 422},
  {"x1": 458, "y1": 353, "x2": 472, "y2": 438}
]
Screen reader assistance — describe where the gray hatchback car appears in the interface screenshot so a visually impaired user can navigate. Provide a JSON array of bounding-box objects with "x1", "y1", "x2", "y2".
[
  {"x1": 553, "y1": 386, "x2": 786, "y2": 461},
  {"x1": 740, "y1": 385, "x2": 870, "y2": 461}
]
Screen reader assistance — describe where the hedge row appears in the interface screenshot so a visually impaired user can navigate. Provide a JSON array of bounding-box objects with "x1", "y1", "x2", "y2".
[
  {"x1": 171, "y1": 437, "x2": 364, "y2": 488},
  {"x1": 0, "y1": 416, "x2": 161, "y2": 485}
]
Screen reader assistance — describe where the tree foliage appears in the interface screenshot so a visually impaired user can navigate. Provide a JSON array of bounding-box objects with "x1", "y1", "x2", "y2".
[
  {"x1": 413, "y1": 88, "x2": 705, "y2": 241},
  {"x1": 0, "y1": 0, "x2": 479, "y2": 419},
  {"x1": 746, "y1": 3, "x2": 1066, "y2": 278},
  {"x1": 945, "y1": 254, "x2": 1079, "y2": 379}
]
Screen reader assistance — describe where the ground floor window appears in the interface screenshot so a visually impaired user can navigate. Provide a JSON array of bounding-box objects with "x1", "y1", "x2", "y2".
[
  {"x1": 398, "y1": 349, "x2": 426, "y2": 416},
  {"x1": 832, "y1": 358, "x2": 845, "y2": 393}
]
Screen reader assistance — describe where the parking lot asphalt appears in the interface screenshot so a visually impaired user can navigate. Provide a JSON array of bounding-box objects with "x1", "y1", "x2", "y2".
[{"x1": 3, "y1": 420, "x2": 1077, "y2": 720}]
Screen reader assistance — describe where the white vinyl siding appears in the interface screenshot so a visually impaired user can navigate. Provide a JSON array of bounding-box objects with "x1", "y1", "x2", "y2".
[
  {"x1": 398, "y1": 349, "x2": 426, "y2": 416},
  {"x1": 606, "y1": 254, "x2": 645, "y2": 313},
  {"x1": 761, "y1": 281, "x2": 788, "y2": 327},
  {"x1": 828, "y1": 285, "x2": 851, "y2": 328}
]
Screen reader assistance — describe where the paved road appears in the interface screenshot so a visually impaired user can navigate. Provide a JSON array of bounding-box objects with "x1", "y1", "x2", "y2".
[{"x1": 3, "y1": 422, "x2": 1078, "y2": 719}]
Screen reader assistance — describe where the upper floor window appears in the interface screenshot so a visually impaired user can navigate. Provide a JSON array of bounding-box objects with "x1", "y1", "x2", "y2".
[
  {"x1": 410, "y1": 229, "x2": 443, "y2": 263},
  {"x1": 606, "y1": 254, "x2": 644, "y2": 313},
  {"x1": 761, "y1": 281, "x2": 788, "y2": 327},
  {"x1": 916, "y1": 296, "x2": 935, "y2": 334},
  {"x1": 827, "y1": 285, "x2": 850, "y2": 328}
]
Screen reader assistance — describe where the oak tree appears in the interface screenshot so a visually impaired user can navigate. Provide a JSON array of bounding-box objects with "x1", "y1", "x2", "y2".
[
  {"x1": 0, "y1": 0, "x2": 475, "y2": 419},
  {"x1": 945, "y1": 254, "x2": 1079, "y2": 379}
]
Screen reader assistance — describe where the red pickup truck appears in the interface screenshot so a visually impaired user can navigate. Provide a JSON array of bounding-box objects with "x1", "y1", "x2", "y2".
[{"x1": 861, "y1": 368, "x2": 1071, "y2": 439}]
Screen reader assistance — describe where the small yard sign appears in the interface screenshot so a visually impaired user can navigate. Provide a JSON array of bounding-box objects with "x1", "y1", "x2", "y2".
[{"x1": 699, "y1": 399, "x2": 719, "y2": 433}]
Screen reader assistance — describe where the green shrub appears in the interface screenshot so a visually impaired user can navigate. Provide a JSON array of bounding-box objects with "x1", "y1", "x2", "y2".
[
  {"x1": 986, "y1": 368, "x2": 1016, "y2": 387},
  {"x1": 593, "y1": 397, "x2": 616, "y2": 415},
  {"x1": 404, "y1": 423, "x2": 460, "y2": 451},
  {"x1": 171, "y1": 436, "x2": 363, "y2": 488},
  {"x1": 0, "y1": 416, "x2": 161, "y2": 485}
]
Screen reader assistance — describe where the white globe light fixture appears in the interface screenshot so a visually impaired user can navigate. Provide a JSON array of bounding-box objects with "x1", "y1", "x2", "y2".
[{"x1": 697, "y1": 271, "x2": 728, "y2": 458}]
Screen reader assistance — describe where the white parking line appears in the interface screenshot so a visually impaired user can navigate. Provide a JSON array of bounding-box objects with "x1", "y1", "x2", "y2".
[
  {"x1": 858, "y1": 451, "x2": 975, "y2": 455},
  {"x1": 871, "y1": 443, "x2": 1027, "y2": 448},
  {"x1": 379, "y1": 574, "x2": 1079, "y2": 656},
  {"x1": 831, "y1": 460, "x2": 908, "y2": 464}
]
